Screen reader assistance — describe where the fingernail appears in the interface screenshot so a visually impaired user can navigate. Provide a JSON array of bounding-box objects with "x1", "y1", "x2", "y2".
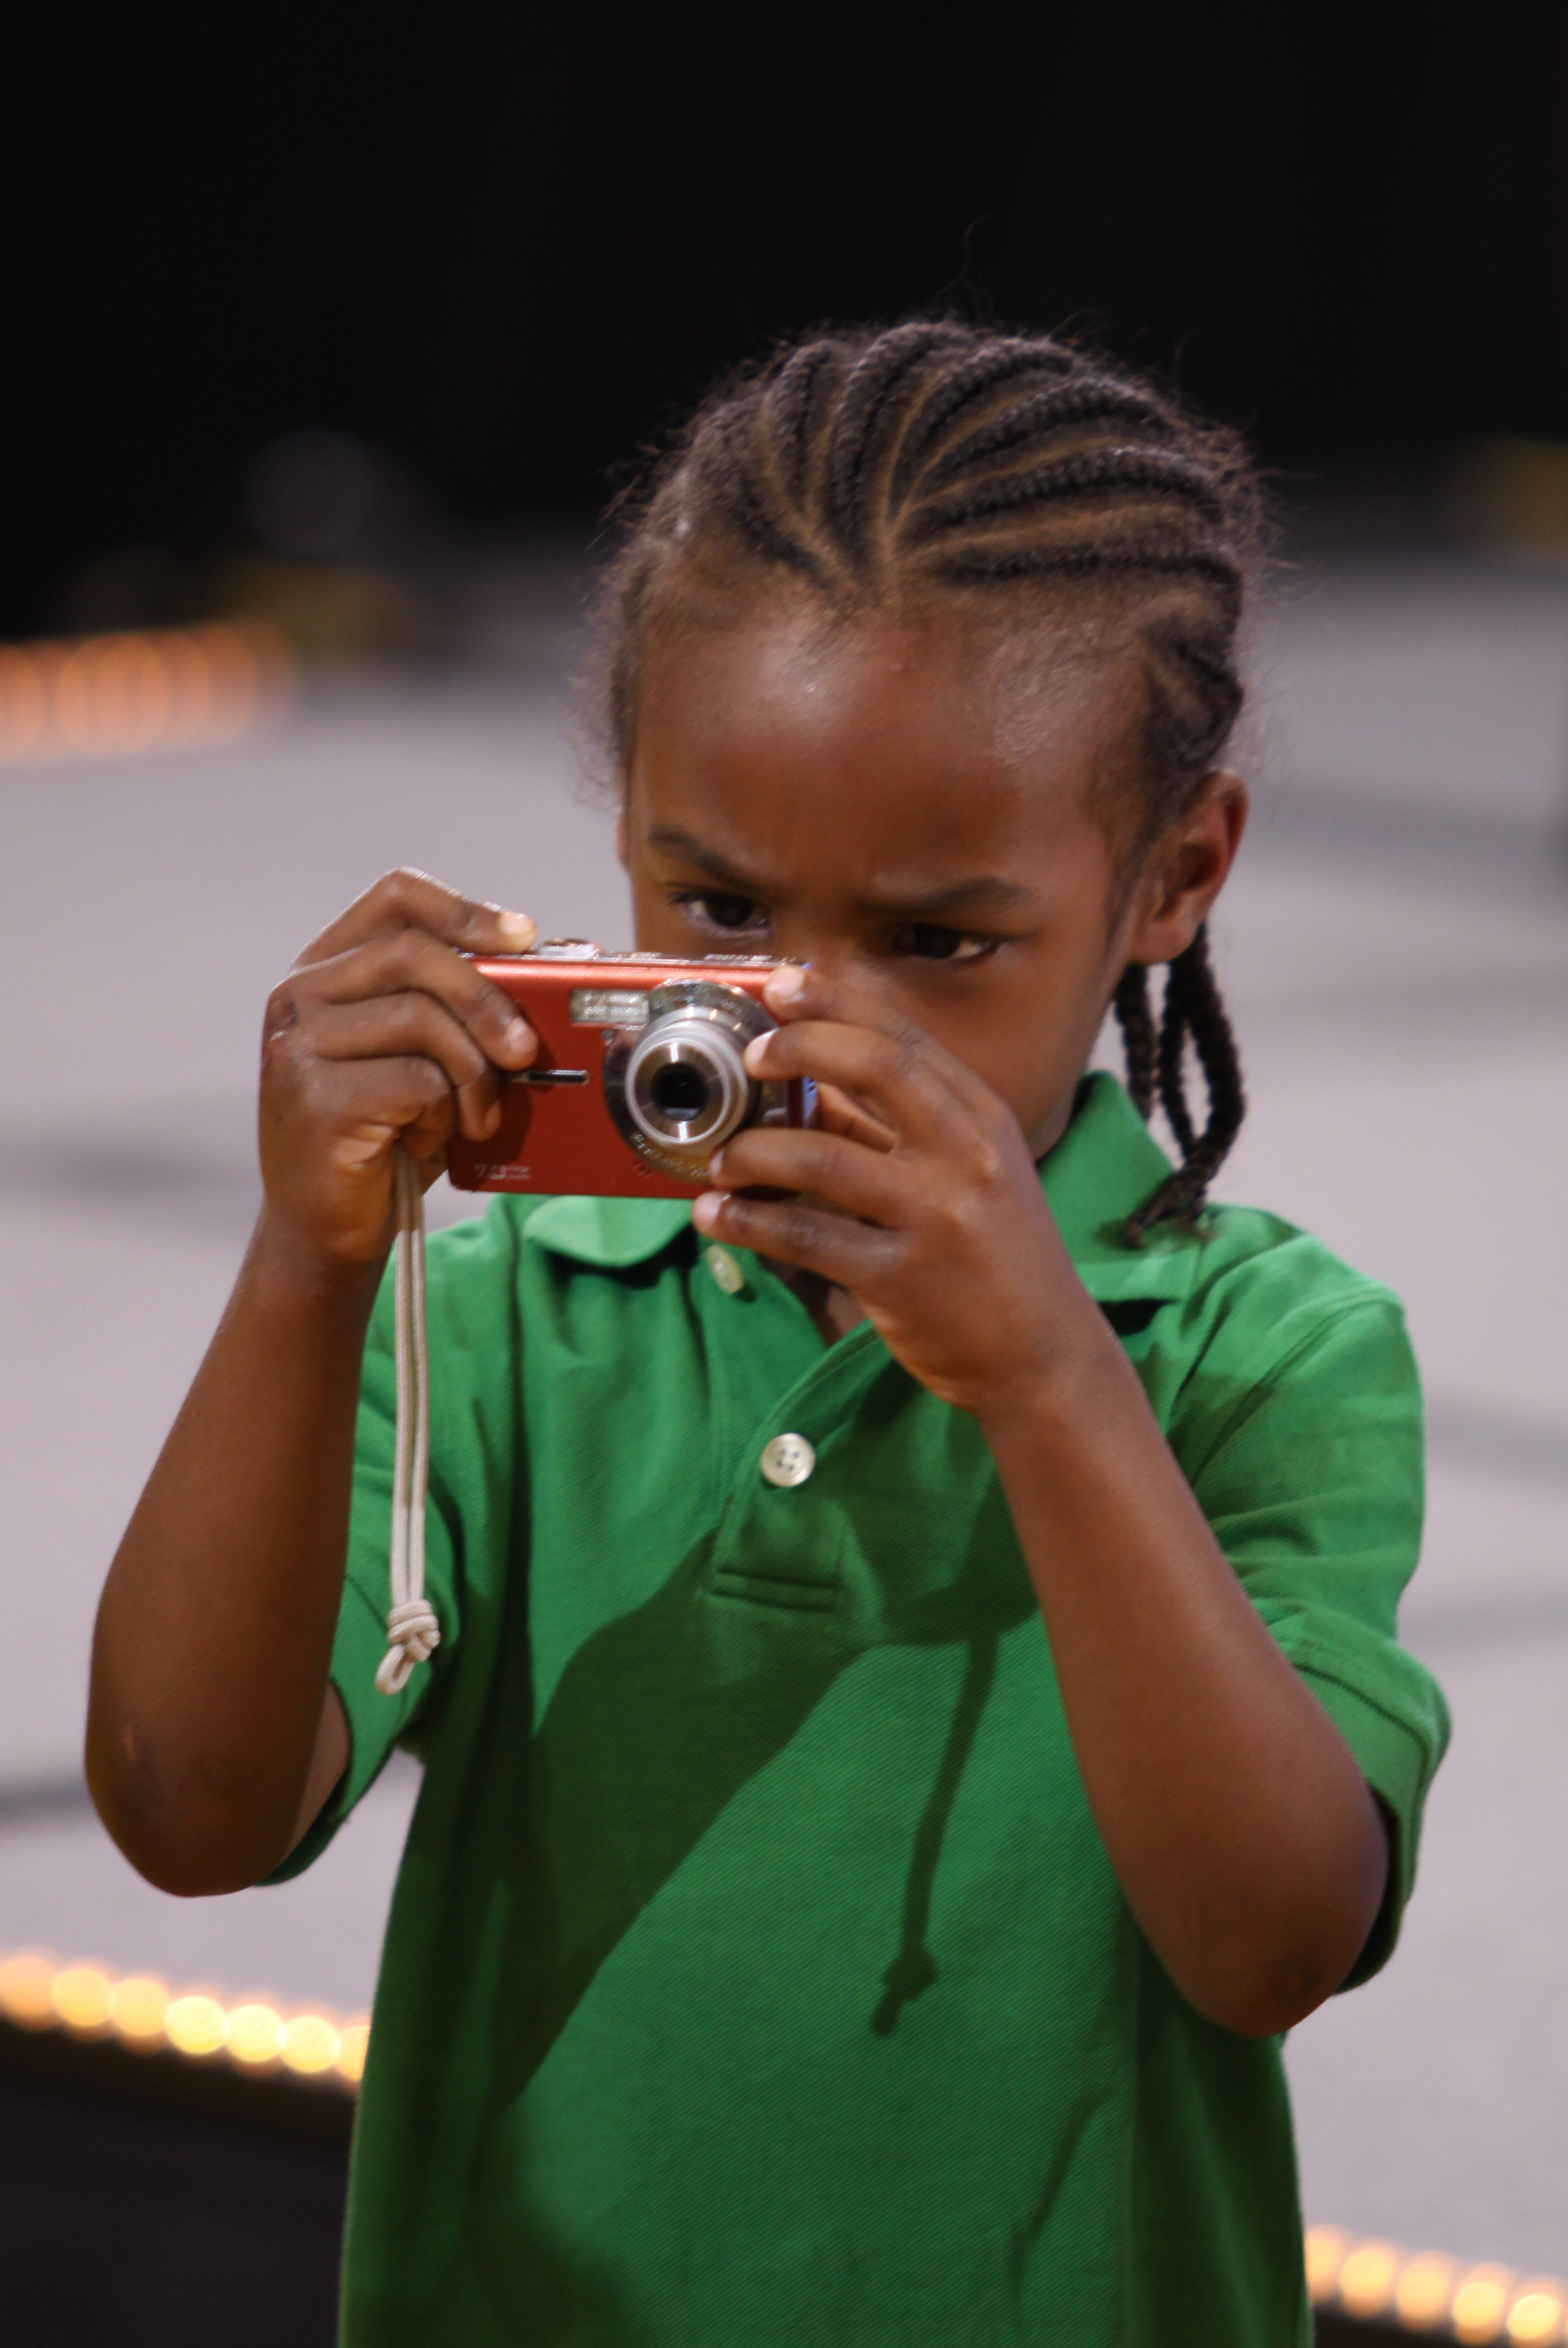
[
  {"x1": 498, "y1": 910, "x2": 536, "y2": 945},
  {"x1": 692, "y1": 1193, "x2": 721, "y2": 1232},
  {"x1": 707, "y1": 1146, "x2": 725, "y2": 1176},
  {"x1": 764, "y1": 963, "x2": 806, "y2": 1004},
  {"x1": 743, "y1": 1036, "x2": 770, "y2": 1073},
  {"x1": 503, "y1": 1017, "x2": 533, "y2": 1055}
]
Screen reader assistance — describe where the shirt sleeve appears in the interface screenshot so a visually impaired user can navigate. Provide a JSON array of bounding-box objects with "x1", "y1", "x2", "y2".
[
  {"x1": 268, "y1": 1201, "x2": 522, "y2": 1882},
  {"x1": 1171, "y1": 1266, "x2": 1451, "y2": 1985}
]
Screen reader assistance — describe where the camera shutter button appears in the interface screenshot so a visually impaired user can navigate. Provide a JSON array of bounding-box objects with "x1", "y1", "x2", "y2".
[{"x1": 761, "y1": 1432, "x2": 815, "y2": 1489}]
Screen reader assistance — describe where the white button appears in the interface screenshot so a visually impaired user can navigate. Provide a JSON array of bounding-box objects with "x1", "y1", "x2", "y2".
[
  {"x1": 705, "y1": 1244, "x2": 746, "y2": 1295},
  {"x1": 761, "y1": 1432, "x2": 815, "y2": 1489}
]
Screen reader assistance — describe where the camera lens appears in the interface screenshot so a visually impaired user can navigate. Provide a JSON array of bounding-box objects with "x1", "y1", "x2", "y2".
[
  {"x1": 625, "y1": 1021, "x2": 750, "y2": 1151},
  {"x1": 649, "y1": 1062, "x2": 710, "y2": 1120},
  {"x1": 609, "y1": 980, "x2": 775, "y2": 1174}
]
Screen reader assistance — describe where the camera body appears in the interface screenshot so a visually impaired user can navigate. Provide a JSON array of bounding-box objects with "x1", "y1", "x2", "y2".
[{"x1": 445, "y1": 944, "x2": 814, "y2": 1198}]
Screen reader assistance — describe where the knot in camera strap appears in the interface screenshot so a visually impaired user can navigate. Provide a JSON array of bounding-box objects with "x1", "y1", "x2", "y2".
[{"x1": 376, "y1": 1148, "x2": 441, "y2": 1697}]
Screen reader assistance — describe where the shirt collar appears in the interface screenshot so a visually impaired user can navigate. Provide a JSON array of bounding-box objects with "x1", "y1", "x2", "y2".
[
  {"x1": 1039, "y1": 1073, "x2": 1203, "y2": 1305},
  {"x1": 523, "y1": 1073, "x2": 1200, "y2": 1305},
  {"x1": 521, "y1": 1192, "x2": 695, "y2": 1268}
]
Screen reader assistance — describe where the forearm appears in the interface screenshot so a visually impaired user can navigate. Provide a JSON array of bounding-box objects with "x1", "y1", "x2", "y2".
[
  {"x1": 982, "y1": 1331, "x2": 1386, "y2": 2037},
  {"x1": 693, "y1": 965, "x2": 1386, "y2": 2029},
  {"x1": 87, "y1": 1212, "x2": 380, "y2": 1894}
]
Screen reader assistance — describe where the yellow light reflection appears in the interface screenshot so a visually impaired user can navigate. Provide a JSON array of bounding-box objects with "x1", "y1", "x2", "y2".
[
  {"x1": 1395, "y1": 2253, "x2": 1458, "y2": 2328},
  {"x1": 1304, "y1": 2224, "x2": 1350, "y2": 2304},
  {"x1": 164, "y1": 1993, "x2": 228, "y2": 2058},
  {"x1": 336, "y1": 2020, "x2": 370, "y2": 2086},
  {"x1": 0, "y1": 1948, "x2": 59, "y2": 2029},
  {"x1": 51, "y1": 1963, "x2": 115, "y2": 2036},
  {"x1": 1454, "y1": 2267, "x2": 1518, "y2": 2343},
  {"x1": 0, "y1": 620, "x2": 293, "y2": 766},
  {"x1": 225, "y1": 2001, "x2": 286, "y2": 2068},
  {"x1": 1, "y1": 1944, "x2": 369, "y2": 2096},
  {"x1": 0, "y1": 647, "x2": 46, "y2": 758},
  {"x1": 1337, "y1": 2241, "x2": 1399, "y2": 2319},
  {"x1": 281, "y1": 2012, "x2": 341, "y2": 2075},
  {"x1": 110, "y1": 1974, "x2": 170, "y2": 2047},
  {"x1": 1508, "y1": 2285, "x2": 1566, "y2": 2343}
]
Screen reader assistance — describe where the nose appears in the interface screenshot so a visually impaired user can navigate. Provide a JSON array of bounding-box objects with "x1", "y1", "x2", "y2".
[{"x1": 765, "y1": 923, "x2": 856, "y2": 983}]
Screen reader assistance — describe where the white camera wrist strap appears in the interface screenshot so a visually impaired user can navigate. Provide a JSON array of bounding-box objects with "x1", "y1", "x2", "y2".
[{"x1": 375, "y1": 1148, "x2": 441, "y2": 1697}]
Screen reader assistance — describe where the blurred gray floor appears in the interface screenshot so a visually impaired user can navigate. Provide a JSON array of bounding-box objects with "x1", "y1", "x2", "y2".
[{"x1": 2, "y1": 552, "x2": 1567, "y2": 2266}]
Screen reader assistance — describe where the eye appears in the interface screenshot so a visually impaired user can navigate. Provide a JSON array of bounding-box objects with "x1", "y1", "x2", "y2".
[
  {"x1": 893, "y1": 923, "x2": 998, "y2": 965},
  {"x1": 671, "y1": 890, "x2": 771, "y2": 940}
]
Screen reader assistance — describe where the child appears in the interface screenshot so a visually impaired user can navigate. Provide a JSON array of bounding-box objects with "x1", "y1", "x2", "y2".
[{"x1": 88, "y1": 321, "x2": 1448, "y2": 2346}]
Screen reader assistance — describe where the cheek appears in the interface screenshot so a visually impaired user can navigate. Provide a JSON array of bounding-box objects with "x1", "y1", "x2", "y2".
[{"x1": 924, "y1": 942, "x2": 1115, "y2": 1120}]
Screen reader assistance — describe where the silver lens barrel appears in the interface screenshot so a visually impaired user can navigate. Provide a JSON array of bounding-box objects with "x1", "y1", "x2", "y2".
[
  {"x1": 603, "y1": 979, "x2": 776, "y2": 1179},
  {"x1": 625, "y1": 1011, "x2": 750, "y2": 1149}
]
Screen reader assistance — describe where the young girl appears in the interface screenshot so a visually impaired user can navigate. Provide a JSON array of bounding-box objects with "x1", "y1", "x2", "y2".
[{"x1": 88, "y1": 321, "x2": 1448, "y2": 2346}]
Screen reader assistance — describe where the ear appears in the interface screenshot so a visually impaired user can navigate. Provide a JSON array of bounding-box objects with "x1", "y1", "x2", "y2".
[{"x1": 1121, "y1": 771, "x2": 1248, "y2": 965}]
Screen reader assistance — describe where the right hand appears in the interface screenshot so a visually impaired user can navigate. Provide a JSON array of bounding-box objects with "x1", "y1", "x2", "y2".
[{"x1": 257, "y1": 868, "x2": 539, "y2": 1272}]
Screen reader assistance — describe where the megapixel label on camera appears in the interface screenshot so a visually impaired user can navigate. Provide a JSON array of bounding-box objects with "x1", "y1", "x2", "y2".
[{"x1": 570, "y1": 988, "x2": 652, "y2": 1026}]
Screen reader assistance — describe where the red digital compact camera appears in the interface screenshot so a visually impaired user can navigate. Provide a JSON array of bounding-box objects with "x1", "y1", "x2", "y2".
[{"x1": 444, "y1": 944, "x2": 815, "y2": 1198}]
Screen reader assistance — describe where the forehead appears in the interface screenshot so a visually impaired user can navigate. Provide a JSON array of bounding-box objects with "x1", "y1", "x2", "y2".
[{"x1": 630, "y1": 600, "x2": 1139, "y2": 868}]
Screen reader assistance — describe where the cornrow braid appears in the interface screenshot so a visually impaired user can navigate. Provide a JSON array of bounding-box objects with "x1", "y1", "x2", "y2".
[
  {"x1": 766, "y1": 342, "x2": 844, "y2": 510},
  {"x1": 1113, "y1": 965, "x2": 1157, "y2": 1121},
  {"x1": 916, "y1": 377, "x2": 1177, "y2": 499},
  {"x1": 1122, "y1": 927, "x2": 1246, "y2": 1241},
  {"x1": 887, "y1": 338, "x2": 1075, "y2": 507},
  {"x1": 591, "y1": 317, "x2": 1262, "y2": 1230},
  {"x1": 823, "y1": 322, "x2": 968, "y2": 567},
  {"x1": 906, "y1": 447, "x2": 1229, "y2": 546}
]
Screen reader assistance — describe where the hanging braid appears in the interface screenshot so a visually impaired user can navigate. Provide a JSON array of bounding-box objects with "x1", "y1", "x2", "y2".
[
  {"x1": 1115, "y1": 924, "x2": 1246, "y2": 1238},
  {"x1": 1112, "y1": 964, "x2": 1157, "y2": 1121},
  {"x1": 592, "y1": 319, "x2": 1260, "y2": 1232}
]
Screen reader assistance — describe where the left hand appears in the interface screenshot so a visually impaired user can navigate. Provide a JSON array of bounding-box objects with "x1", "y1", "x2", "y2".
[{"x1": 693, "y1": 966, "x2": 1110, "y2": 1423}]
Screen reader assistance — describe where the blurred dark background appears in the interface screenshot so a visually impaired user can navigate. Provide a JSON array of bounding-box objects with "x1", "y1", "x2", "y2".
[{"x1": 2, "y1": 1, "x2": 1565, "y2": 637}]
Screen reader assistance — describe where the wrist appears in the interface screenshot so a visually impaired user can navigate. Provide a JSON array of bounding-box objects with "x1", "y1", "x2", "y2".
[
  {"x1": 973, "y1": 1320, "x2": 1142, "y2": 1460},
  {"x1": 244, "y1": 1208, "x2": 388, "y2": 1324}
]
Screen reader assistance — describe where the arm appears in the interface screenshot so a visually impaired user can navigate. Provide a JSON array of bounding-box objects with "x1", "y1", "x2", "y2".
[
  {"x1": 977, "y1": 1352, "x2": 1387, "y2": 2036},
  {"x1": 694, "y1": 967, "x2": 1386, "y2": 2037},
  {"x1": 87, "y1": 870, "x2": 538, "y2": 1895}
]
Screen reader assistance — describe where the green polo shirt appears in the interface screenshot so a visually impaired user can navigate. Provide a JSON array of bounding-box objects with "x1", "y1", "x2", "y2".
[{"x1": 280, "y1": 1072, "x2": 1448, "y2": 2348}]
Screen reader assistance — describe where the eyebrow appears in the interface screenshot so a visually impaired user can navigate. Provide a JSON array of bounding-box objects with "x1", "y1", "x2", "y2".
[{"x1": 644, "y1": 825, "x2": 1039, "y2": 919}]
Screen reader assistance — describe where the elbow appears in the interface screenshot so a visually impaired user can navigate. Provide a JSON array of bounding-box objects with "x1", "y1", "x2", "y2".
[
  {"x1": 85, "y1": 1720, "x2": 292, "y2": 1899},
  {"x1": 1187, "y1": 1950, "x2": 1349, "y2": 2040},
  {"x1": 1169, "y1": 1862, "x2": 1388, "y2": 2040},
  {"x1": 1180, "y1": 1795, "x2": 1391, "y2": 2037},
  {"x1": 113, "y1": 1836, "x2": 284, "y2": 1902},
  {"x1": 1174, "y1": 1892, "x2": 1384, "y2": 2038}
]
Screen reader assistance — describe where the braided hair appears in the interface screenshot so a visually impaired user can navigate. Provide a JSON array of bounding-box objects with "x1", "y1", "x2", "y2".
[{"x1": 590, "y1": 319, "x2": 1259, "y2": 1236}]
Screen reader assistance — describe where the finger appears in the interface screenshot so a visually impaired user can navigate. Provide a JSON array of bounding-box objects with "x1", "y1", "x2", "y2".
[
  {"x1": 813, "y1": 1080, "x2": 898, "y2": 1153},
  {"x1": 710, "y1": 1125, "x2": 909, "y2": 1226},
  {"x1": 277, "y1": 1051, "x2": 460, "y2": 1163},
  {"x1": 297, "y1": 867, "x2": 537, "y2": 968},
  {"x1": 283, "y1": 930, "x2": 538, "y2": 1069},
  {"x1": 692, "y1": 1187, "x2": 900, "y2": 1289},
  {"x1": 743, "y1": 1015, "x2": 970, "y2": 1140},
  {"x1": 304, "y1": 996, "x2": 504, "y2": 1141},
  {"x1": 761, "y1": 963, "x2": 999, "y2": 1118}
]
